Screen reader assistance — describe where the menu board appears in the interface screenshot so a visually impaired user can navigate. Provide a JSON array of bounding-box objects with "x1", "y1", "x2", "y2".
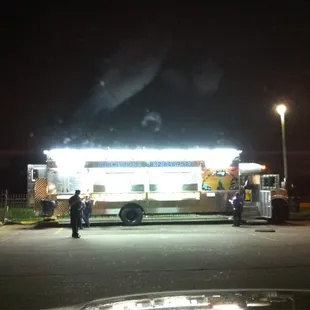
[
  {"x1": 47, "y1": 169, "x2": 64, "y2": 194},
  {"x1": 47, "y1": 169, "x2": 88, "y2": 194},
  {"x1": 68, "y1": 171, "x2": 85, "y2": 193}
]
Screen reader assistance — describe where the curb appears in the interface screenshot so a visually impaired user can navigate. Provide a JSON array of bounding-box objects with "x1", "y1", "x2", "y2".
[
  {"x1": 289, "y1": 218, "x2": 310, "y2": 221},
  {"x1": 3, "y1": 220, "x2": 39, "y2": 225},
  {"x1": 245, "y1": 220, "x2": 268, "y2": 225},
  {"x1": 56, "y1": 219, "x2": 233, "y2": 227},
  {"x1": 20, "y1": 221, "x2": 39, "y2": 225},
  {"x1": 36, "y1": 219, "x2": 59, "y2": 226},
  {"x1": 1, "y1": 218, "x2": 283, "y2": 228},
  {"x1": 2, "y1": 216, "x2": 58, "y2": 226}
]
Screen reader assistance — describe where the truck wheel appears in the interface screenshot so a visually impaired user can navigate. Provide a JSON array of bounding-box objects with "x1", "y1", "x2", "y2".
[
  {"x1": 119, "y1": 204, "x2": 143, "y2": 226},
  {"x1": 272, "y1": 199, "x2": 289, "y2": 224}
]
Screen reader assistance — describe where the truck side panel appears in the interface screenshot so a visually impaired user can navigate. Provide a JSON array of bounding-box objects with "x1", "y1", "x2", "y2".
[
  {"x1": 32, "y1": 162, "x2": 238, "y2": 217},
  {"x1": 52, "y1": 191, "x2": 235, "y2": 217}
]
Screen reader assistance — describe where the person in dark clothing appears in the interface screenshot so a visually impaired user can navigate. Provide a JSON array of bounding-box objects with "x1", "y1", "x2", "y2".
[
  {"x1": 232, "y1": 192, "x2": 243, "y2": 227},
  {"x1": 69, "y1": 190, "x2": 82, "y2": 238},
  {"x1": 78, "y1": 199, "x2": 85, "y2": 230},
  {"x1": 82, "y1": 196, "x2": 92, "y2": 228}
]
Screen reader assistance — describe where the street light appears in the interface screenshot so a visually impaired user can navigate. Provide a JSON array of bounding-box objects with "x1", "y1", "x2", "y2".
[
  {"x1": 276, "y1": 104, "x2": 288, "y2": 186},
  {"x1": 276, "y1": 104, "x2": 287, "y2": 117}
]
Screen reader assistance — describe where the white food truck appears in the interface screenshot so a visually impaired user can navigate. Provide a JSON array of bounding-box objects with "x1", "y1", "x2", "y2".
[{"x1": 27, "y1": 147, "x2": 290, "y2": 225}]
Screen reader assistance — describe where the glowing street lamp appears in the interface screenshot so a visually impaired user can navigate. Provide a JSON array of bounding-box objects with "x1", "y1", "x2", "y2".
[
  {"x1": 276, "y1": 104, "x2": 288, "y2": 185},
  {"x1": 276, "y1": 104, "x2": 287, "y2": 117}
]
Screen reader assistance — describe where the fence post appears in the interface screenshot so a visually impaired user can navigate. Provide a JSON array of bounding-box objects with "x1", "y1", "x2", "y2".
[{"x1": 2, "y1": 190, "x2": 8, "y2": 223}]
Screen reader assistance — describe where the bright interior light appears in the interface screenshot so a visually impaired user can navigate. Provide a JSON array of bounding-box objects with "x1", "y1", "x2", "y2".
[
  {"x1": 104, "y1": 174, "x2": 132, "y2": 193},
  {"x1": 212, "y1": 304, "x2": 242, "y2": 310},
  {"x1": 239, "y1": 163, "x2": 265, "y2": 174},
  {"x1": 43, "y1": 148, "x2": 241, "y2": 168},
  {"x1": 157, "y1": 182, "x2": 183, "y2": 192},
  {"x1": 53, "y1": 152, "x2": 85, "y2": 173},
  {"x1": 105, "y1": 182, "x2": 131, "y2": 193},
  {"x1": 276, "y1": 104, "x2": 287, "y2": 116}
]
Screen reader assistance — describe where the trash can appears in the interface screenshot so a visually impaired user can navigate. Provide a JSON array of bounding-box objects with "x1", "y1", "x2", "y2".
[{"x1": 40, "y1": 199, "x2": 57, "y2": 217}]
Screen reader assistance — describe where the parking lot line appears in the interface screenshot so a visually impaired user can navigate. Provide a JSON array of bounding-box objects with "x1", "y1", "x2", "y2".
[{"x1": 54, "y1": 228, "x2": 63, "y2": 235}]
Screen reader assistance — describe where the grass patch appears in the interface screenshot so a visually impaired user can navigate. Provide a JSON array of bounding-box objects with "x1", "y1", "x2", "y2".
[
  {"x1": 0, "y1": 207, "x2": 42, "y2": 221},
  {"x1": 290, "y1": 207, "x2": 310, "y2": 220}
]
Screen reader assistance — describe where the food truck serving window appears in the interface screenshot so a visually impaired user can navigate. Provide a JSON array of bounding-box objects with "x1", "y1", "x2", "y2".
[
  {"x1": 149, "y1": 171, "x2": 199, "y2": 192},
  {"x1": 105, "y1": 172, "x2": 145, "y2": 193}
]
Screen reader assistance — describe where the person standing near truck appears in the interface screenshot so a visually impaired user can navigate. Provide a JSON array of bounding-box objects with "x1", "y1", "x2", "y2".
[
  {"x1": 83, "y1": 196, "x2": 93, "y2": 228},
  {"x1": 78, "y1": 199, "x2": 86, "y2": 230},
  {"x1": 232, "y1": 192, "x2": 243, "y2": 227},
  {"x1": 69, "y1": 190, "x2": 82, "y2": 238}
]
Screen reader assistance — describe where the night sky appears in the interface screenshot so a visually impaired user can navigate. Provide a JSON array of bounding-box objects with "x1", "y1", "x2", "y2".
[{"x1": 2, "y1": 1, "x2": 310, "y2": 194}]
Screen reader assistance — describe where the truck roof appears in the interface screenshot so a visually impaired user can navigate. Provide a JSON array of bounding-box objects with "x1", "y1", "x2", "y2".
[{"x1": 44, "y1": 148, "x2": 241, "y2": 162}]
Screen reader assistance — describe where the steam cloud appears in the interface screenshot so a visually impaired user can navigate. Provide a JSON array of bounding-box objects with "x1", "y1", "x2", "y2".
[{"x1": 74, "y1": 35, "x2": 170, "y2": 118}]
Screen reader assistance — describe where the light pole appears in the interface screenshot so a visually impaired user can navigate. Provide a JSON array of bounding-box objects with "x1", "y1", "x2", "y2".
[{"x1": 276, "y1": 104, "x2": 288, "y2": 186}]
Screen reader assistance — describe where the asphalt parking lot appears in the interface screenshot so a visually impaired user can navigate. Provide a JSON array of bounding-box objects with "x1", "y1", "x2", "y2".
[{"x1": 1, "y1": 222, "x2": 310, "y2": 309}]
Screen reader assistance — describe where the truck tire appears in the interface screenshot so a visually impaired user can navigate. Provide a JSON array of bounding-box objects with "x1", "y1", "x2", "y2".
[
  {"x1": 119, "y1": 204, "x2": 143, "y2": 226},
  {"x1": 272, "y1": 199, "x2": 289, "y2": 224}
]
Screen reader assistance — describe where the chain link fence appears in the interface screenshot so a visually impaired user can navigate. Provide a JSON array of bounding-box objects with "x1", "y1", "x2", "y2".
[{"x1": 0, "y1": 190, "x2": 38, "y2": 222}]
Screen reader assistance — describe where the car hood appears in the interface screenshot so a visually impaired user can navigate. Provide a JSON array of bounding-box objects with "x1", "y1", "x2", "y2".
[{"x1": 46, "y1": 289, "x2": 310, "y2": 309}]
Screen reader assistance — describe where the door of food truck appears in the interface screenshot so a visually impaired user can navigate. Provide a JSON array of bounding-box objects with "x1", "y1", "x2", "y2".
[{"x1": 240, "y1": 174, "x2": 261, "y2": 203}]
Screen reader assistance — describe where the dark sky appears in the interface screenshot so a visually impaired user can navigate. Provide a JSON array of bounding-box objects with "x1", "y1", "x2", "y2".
[{"x1": 1, "y1": 1, "x2": 310, "y2": 192}]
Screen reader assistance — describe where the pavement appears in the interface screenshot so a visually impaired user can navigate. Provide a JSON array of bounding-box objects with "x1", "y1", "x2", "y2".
[{"x1": 1, "y1": 222, "x2": 310, "y2": 309}]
